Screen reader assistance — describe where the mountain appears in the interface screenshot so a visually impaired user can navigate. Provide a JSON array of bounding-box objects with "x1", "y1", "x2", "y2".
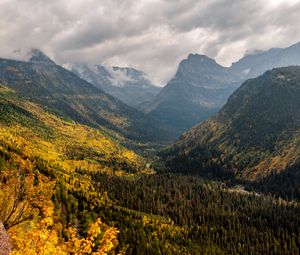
[
  {"x1": 69, "y1": 63, "x2": 161, "y2": 108},
  {"x1": 0, "y1": 50, "x2": 175, "y2": 143},
  {"x1": 231, "y1": 41, "x2": 300, "y2": 79},
  {"x1": 161, "y1": 66, "x2": 300, "y2": 181},
  {"x1": 145, "y1": 54, "x2": 240, "y2": 133}
]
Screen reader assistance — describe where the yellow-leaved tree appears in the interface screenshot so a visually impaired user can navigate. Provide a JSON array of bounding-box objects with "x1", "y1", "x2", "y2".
[
  {"x1": 9, "y1": 204, "x2": 66, "y2": 255},
  {"x1": 66, "y1": 218, "x2": 120, "y2": 255}
]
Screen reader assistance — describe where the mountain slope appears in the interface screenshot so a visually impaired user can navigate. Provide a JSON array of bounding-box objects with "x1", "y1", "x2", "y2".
[
  {"x1": 0, "y1": 50, "x2": 175, "y2": 143},
  {"x1": 0, "y1": 84, "x2": 147, "y2": 175},
  {"x1": 69, "y1": 63, "x2": 161, "y2": 108},
  {"x1": 146, "y1": 54, "x2": 240, "y2": 133},
  {"x1": 162, "y1": 67, "x2": 300, "y2": 180}
]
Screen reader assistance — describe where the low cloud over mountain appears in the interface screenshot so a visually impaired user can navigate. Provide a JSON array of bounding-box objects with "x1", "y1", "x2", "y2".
[{"x1": 1, "y1": 0, "x2": 300, "y2": 84}]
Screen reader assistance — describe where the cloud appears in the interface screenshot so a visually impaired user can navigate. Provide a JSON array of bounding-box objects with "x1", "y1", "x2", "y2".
[{"x1": 0, "y1": 0, "x2": 300, "y2": 85}]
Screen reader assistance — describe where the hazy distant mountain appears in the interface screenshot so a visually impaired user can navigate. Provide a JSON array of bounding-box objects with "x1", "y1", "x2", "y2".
[
  {"x1": 145, "y1": 54, "x2": 240, "y2": 133},
  {"x1": 162, "y1": 66, "x2": 300, "y2": 180},
  {"x1": 0, "y1": 49, "x2": 175, "y2": 143},
  {"x1": 231, "y1": 41, "x2": 300, "y2": 79},
  {"x1": 230, "y1": 48, "x2": 283, "y2": 78},
  {"x1": 69, "y1": 63, "x2": 161, "y2": 108}
]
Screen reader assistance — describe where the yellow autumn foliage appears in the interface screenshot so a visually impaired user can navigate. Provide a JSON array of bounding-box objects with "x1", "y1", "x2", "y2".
[
  {"x1": 0, "y1": 85, "x2": 136, "y2": 254},
  {"x1": 66, "y1": 218, "x2": 119, "y2": 255}
]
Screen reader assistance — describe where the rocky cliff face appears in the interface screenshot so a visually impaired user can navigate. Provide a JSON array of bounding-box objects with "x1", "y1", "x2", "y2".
[{"x1": 0, "y1": 221, "x2": 12, "y2": 255}]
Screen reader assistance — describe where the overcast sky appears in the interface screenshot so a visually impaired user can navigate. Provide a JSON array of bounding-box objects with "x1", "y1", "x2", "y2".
[{"x1": 1, "y1": 0, "x2": 300, "y2": 85}]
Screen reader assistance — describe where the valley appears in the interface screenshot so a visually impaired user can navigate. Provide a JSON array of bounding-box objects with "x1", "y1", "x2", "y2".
[{"x1": 0, "y1": 45, "x2": 300, "y2": 254}]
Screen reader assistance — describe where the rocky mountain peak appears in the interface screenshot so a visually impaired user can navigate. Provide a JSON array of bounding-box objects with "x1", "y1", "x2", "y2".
[
  {"x1": 186, "y1": 53, "x2": 216, "y2": 63},
  {"x1": 29, "y1": 49, "x2": 56, "y2": 65},
  {"x1": 176, "y1": 54, "x2": 224, "y2": 78}
]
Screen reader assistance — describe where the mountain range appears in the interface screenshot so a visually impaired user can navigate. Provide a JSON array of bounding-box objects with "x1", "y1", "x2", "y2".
[
  {"x1": 1, "y1": 44, "x2": 300, "y2": 254},
  {"x1": 143, "y1": 41, "x2": 300, "y2": 134},
  {"x1": 2, "y1": 44, "x2": 299, "y2": 142},
  {"x1": 0, "y1": 49, "x2": 175, "y2": 144}
]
